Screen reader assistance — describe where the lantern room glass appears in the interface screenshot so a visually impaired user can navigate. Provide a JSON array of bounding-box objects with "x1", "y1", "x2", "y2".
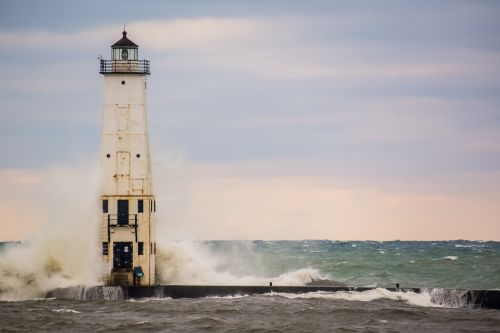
[{"x1": 112, "y1": 48, "x2": 138, "y2": 61}]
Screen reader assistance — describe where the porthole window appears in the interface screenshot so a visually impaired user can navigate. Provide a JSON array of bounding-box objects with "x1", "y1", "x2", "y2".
[
  {"x1": 136, "y1": 154, "x2": 140, "y2": 158},
  {"x1": 106, "y1": 154, "x2": 111, "y2": 158},
  {"x1": 121, "y1": 80, "x2": 125, "y2": 85}
]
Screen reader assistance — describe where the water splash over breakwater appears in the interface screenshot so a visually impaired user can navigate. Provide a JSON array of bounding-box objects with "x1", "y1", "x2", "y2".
[{"x1": 47, "y1": 286, "x2": 124, "y2": 300}]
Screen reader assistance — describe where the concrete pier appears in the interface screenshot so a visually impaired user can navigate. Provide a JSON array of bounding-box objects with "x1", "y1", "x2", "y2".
[{"x1": 47, "y1": 285, "x2": 500, "y2": 310}]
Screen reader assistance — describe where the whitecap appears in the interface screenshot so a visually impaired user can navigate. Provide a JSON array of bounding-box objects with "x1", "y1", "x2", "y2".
[
  {"x1": 52, "y1": 308, "x2": 81, "y2": 313},
  {"x1": 409, "y1": 260, "x2": 415, "y2": 264},
  {"x1": 444, "y1": 256, "x2": 458, "y2": 261},
  {"x1": 379, "y1": 250, "x2": 385, "y2": 254},
  {"x1": 266, "y1": 288, "x2": 465, "y2": 308},
  {"x1": 128, "y1": 297, "x2": 172, "y2": 303},
  {"x1": 205, "y1": 294, "x2": 249, "y2": 299}
]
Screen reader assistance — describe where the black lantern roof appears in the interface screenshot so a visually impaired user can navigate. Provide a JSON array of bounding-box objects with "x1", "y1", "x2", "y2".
[{"x1": 111, "y1": 30, "x2": 138, "y2": 48}]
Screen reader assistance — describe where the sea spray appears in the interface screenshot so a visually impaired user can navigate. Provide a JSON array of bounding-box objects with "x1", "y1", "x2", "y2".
[
  {"x1": 155, "y1": 241, "x2": 326, "y2": 285},
  {"x1": 0, "y1": 164, "x2": 103, "y2": 301},
  {"x1": 267, "y1": 288, "x2": 470, "y2": 308},
  {"x1": 47, "y1": 286, "x2": 124, "y2": 300}
]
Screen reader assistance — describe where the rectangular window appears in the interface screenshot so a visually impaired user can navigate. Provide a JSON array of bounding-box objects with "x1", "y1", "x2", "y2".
[
  {"x1": 138, "y1": 242, "x2": 144, "y2": 255},
  {"x1": 154, "y1": 242, "x2": 156, "y2": 255},
  {"x1": 151, "y1": 242, "x2": 153, "y2": 254},
  {"x1": 154, "y1": 200, "x2": 156, "y2": 212},
  {"x1": 102, "y1": 200, "x2": 108, "y2": 213},
  {"x1": 102, "y1": 242, "x2": 109, "y2": 255},
  {"x1": 117, "y1": 199, "x2": 129, "y2": 225},
  {"x1": 138, "y1": 199, "x2": 143, "y2": 213}
]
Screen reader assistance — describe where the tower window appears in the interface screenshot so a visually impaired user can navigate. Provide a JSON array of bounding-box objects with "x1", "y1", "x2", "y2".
[
  {"x1": 136, "y1": 154, "x2": 140, "y2": 158},
  {"x1": 106, "y1": 154, "x2": 111, "y2": 158},
  {"x1": 154, "y1": 200, "x2": 156, "y2": 212},
  {"x1": 138, "y1": 242, "x2": 144, "y2": 255},
  {"x1": 102, "y1": 242, "x2": 109, "y2": 255},
  {"x1": 117, "y1": 200, "x2": 129, "y2": 225},
  {"x1": 138, "y1": 199, "x2": 143, "y2": 213},
  {"x1": 121, "y1": 80, "x2": 126, "y2": 85},
  {"x1": 102, "y1": 199, "x2": 108, "y2": 213}
]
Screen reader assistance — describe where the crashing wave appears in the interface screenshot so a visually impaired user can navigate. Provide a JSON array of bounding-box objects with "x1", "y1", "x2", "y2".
[{"x1": 267, "y1": 288, "x2": 470, "y2": 308}]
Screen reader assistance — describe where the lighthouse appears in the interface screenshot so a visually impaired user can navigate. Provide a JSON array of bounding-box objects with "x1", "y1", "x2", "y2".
[{"x1": 98, "y1": 30, "x2": 156, "y2": 286}]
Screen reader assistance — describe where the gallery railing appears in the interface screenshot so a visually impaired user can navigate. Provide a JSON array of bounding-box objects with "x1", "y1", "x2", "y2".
[{"x1": 99, "y1": 59, "x2": 150, "y2": 75}]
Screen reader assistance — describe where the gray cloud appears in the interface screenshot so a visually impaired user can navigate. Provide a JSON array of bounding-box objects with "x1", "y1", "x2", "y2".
[{"x1": 0, "y1": 2, "x2": 499, "y2": 193}]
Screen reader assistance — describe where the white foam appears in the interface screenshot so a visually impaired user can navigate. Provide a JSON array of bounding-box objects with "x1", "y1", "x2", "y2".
[
  {"x1": 128, "y1": 297, "x2": 173, "y2": 303},
  {"x1": 444, "y1": 256, "x2": 458, "y2": 261},
  {"x1": 0, "y1": 164, "x2": 103, "y2": 301},
  {"x1": 455, "y1": 244, "x2": 481, "y2": 248},
  {"x1": 425, "y1": 288, "x2": 468, "y2": 308},
  {"x1": 205, "y1": 294, "x2": 249, "y2": 299},
  {"x1": 52, "y1": 308, "x2": 82, "y2": 314},
  {"x1": 155, "y1": 241, "x2": 326, "y2": 286},
  {"x1": 266, "y1": 288, "x2": 466, "y2": 308}
]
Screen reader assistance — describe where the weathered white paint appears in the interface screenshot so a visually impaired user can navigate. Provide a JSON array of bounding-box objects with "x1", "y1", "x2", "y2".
[{"x1": 99, "y1": 68, "x2": 156, "y2": 285}]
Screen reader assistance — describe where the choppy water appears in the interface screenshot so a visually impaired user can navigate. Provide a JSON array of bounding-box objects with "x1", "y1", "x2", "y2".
[
  {"x1": 202, "y1": 240, "x2": 500, "y2": 289},
  {"x1": 1, "y1": 294, "x2": 500, "y2": 332},
  {"x1": 1, "y1": 240, "x2": 499, "y2": 332}
]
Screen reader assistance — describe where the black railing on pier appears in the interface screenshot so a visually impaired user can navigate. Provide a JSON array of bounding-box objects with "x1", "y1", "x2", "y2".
[
  {"x1": 100, "y1": 59, "x2": 150, "y2": 75},
  {"x1": 107, "y1": 214, "x2": 138, "y2": 242}
]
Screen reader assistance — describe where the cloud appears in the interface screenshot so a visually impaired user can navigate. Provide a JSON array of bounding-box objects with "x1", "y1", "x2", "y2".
[
  {"x1": 1, "y1": 7, "x2": 499, "y2": 241},
  {"x1": 0, "y1": 17, "x2": 262, "y2": 51}
]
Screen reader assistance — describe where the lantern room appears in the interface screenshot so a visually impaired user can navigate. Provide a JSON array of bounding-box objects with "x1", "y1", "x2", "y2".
[
  {"x1": 111, "y1": 30, "x2": 138, "y2": 61},
  {"x1": 99, "y1": 30, "x2": 150, "y2": 75}
]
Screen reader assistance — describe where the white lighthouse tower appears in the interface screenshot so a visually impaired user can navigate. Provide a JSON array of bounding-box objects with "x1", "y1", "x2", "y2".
[{"x1": 98, "y1": 30, "x2": 156, "y2": 286}]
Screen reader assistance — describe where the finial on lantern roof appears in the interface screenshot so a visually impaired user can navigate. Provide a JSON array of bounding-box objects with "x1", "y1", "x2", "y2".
[{"x1": 111, "y1": 27, "x2": 138, "y2": 48}]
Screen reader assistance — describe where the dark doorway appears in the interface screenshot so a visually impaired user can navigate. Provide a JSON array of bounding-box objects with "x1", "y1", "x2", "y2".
[
  {"x1": 117, "y1": 199, "x2": 129, "y2": 225},
  {"x1": 113, "y1": 242, "x2": 133, "y2": 269}
]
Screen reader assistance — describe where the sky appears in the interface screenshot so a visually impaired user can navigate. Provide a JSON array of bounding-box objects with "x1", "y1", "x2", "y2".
[{"x1": 0, "y1": 0, "x2": 500, "y2": 241}]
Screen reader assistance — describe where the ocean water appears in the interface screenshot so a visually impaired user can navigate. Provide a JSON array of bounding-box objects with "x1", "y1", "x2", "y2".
[
  {"x1": 202, "y1": 240, "x2": 500, "y2": 289},
  {"x1": 1, "y1": 240, "x2": 500, "y2": 332}
]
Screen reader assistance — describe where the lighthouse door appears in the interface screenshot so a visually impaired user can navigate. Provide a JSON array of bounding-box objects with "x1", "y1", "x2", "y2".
[{"x1": 113, "y1": 242, "x2": 133, "y2": 269}]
